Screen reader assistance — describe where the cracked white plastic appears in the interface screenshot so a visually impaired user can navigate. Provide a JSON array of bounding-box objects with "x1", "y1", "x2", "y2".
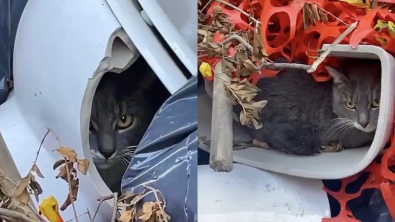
[
  {"x1": 0, "y1": 0, "x2": 188, "y2": 220},
  {"x1": 198, "y1": 44, "x2": 395, "y2": 179}
]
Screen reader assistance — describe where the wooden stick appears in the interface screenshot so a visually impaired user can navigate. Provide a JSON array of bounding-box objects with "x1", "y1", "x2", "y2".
[{"x1": 209, "y1": 61, "x2": 233, "y2": 172}]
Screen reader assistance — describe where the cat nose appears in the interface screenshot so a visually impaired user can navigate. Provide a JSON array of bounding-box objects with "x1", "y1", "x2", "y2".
[
  {"x1": 358, "y1": 119, "x2": 369, "y2": 128},
  {"x1": 100, "y1": 150, "x2": 115, "y2": 159},
  {"x1": 358, "y1": 113, "x2": 369, "y2": 128}
]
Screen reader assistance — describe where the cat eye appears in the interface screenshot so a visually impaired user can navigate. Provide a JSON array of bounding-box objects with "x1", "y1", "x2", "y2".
[
  {"x1": 372, "y1": 99, "x2": 380, "y2": 108},
  {"x1": 116, "y1": 114, "x2": 134, "y2": 129},
  {"x1": 345, "y1": 101, "x2": 356, "y2": 109}
]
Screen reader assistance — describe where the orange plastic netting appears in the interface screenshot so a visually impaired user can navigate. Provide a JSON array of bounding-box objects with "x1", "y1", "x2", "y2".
[{"x1": 199, "y1": 0, "x2": 395, "y2": 221}]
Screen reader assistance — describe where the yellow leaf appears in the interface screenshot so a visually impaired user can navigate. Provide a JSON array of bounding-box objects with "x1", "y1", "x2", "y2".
[
  {"x1": 375, "y1": 36, "x2": 387, "y2": 46},
  {"x1": 77, "y1": 159, "x2": 90, "y2": 175},
  {"x1": 338, "y1": 0, "x2": 370, "y2": 8},
  {"x1": 199, "y1": 62, "x2": 213, "y2": 78},
  {"x1": 387, "y1": 21, "x2": 395, "y2": 39},
  {"x1": 374, "y1": 19, "x2": 389, "y2": 32}
]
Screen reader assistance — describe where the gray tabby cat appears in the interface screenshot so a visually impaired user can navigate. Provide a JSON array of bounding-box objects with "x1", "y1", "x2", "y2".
[
  {"x1": 245, "y1": 59, "x2": 381, "y2": 155},
  {"x1": 90, "y1": 58, "x2": 160, "y2": 192}
]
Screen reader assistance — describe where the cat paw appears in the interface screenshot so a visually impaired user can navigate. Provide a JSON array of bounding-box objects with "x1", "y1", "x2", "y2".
[
  {"x1": 252, "y1": 139, "x2": 269, "y2": 149},
  {"x1": 320, "y1": 141, "x2": 344, "y2": 153}
]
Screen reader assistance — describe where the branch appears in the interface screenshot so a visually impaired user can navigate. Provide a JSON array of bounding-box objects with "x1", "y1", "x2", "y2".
[
  {"x1": 34, "y1": 129, "x2": 50, "y2": 164},
  {"x1": 219, "y1": 21, "x2": 358, "y2": 73},
  {"x1": 307, "y1": 21, "x2": 358, "y2": 73},
  {"x1": 0, "y1": 208, "x2": 40, "y2": 222},
  {"x1": 93, "y1": 194, "x2": 115, "y2": 221},
  {"x1": 111, "y1": 193, "x2": 118, "y2": 222},
  {"x1": 220, "y1": 35, "x2": 310, "y2": 70}
]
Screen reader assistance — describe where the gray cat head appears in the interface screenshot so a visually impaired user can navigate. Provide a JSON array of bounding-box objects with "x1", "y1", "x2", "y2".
[
  {"x1": 326, "y1": 63, "x2": 381, "y2": 133},
  {"x1": 89, "y1": 73, "x2": 153, "y2": 170}
]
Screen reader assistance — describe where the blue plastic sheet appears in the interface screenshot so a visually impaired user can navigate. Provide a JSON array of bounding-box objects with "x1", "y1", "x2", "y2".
[
  {"x1": 0, "y1": 0, "x2": 27, "y2": 105},
  {"x1": 121, "y1": 76, "x2": 197, "y2": 222}
]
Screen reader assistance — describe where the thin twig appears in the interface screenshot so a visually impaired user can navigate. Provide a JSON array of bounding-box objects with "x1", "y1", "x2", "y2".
[
  {"x1": 86, "y1": 209, "x2": 92, "y2": 222},
  {"x1": 307, "y1": 21, "x2": 358, "y2": 73},
  {"x1": 34, "y1": 129, "x2": 50, "y2": 164},
  {"x1": 0, "y1": 208, "x2": 39, "y2": 222},
  {"x1": 111, "y1": 192, "x2": 118, "y2": 222},
  {"x1": 92, "y1": 194, "x2": 115, "y2": 221},
  {"x1": 215, "y1": 0, "x2": 261, "y2": 25},
  {"x1": 220, "y1": 35, "x2": 311, "y2": 70},
  {"x1": 200, "y1": 0, "x2": 213, "y2": 12},
  {"x1": 144, "y1": 186, "x2": 168, "y2": 222},
  {"x1": 65, "y1": 212, "x2": 88, "y2": 222}
]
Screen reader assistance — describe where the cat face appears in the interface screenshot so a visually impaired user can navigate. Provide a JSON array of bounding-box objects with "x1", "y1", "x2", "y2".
[
  {"x1": 326, "y1": 64, "x2": 381, "y2": 133},
  {"x1": 89, "y1": 80, "x2": 151, "y2": 170}
]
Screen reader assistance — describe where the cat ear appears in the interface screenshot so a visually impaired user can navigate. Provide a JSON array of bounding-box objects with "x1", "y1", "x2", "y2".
[{"x1": 325, "y1": 66, "x2": 348, "y2": 85}]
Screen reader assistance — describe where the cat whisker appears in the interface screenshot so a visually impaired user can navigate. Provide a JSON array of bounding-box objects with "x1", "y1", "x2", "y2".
[
  {"x1": 324, "y1": 119, "x2": 354, "y2": 140},
  {"x1": 125, "y1": 145, "x2": 138, "y2": 150},
  {"x1": 120, "y1": 158, "x2": 128, "y2": 168},
  {"x1": 119, "y1": 150, "x2": 136, "y2": 157},
  {"x1": 121, "y1": 157, "x2": 131, "y2": 169}
]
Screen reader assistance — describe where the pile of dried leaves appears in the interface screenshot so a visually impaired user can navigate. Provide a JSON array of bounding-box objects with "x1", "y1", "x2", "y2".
[
  {"x1": 0, "y1": 129, "x2": 91, "y2": 222},
  {"x1": 117, "y1": 186, "x2": 170, "y2": 222},
  {"x1": 198, "y1": 4, "x2": 269, "y2": 129}
]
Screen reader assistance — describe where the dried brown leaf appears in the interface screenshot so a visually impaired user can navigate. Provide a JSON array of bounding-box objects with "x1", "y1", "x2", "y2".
[
  {"x1": 56, "y1": 147, "x2": 77, "y2": 162},
  {"x1": 156, "y1": 209, "x2": 171, "y2": 222},
  {"x1": 14, "y1": 173, "x2": 32, "y2": 197},
  {"x1": 239, "y1": 91, "x2": 257, "y2": 102},
  {"x1": 56, "y1": 165, "x2": 67, "y2": 180},
  {"x1": 251, "y1": 117, "x2": 263, "y2": 129},
  {"x1": 251, "y1": 100, "x2": 268, "y2": 110},
  {"x1": 235, "y1": 51, "x2": 248, "y2": 61},
  {"x1": 304, "y1": 4, "x2": 316, "y2": 26},
  {"x1": 303, "y1": 3, "x2": 310, "y2": 30},
  {"x1": 138, "y1": 202, "x2": 155, "y2": 221},
  {"x1": 241, "y1": 68, "x2": 252, "y2": 77},
  {"x1": 118, "y1": 210, "x2": 134, "y2": 222},
  {"x1": 250, "y1": 109, "x2": 260, "y2": 119},
  {"x1": 29, "y1": 175, "x2": 43, "y2": 202},
  {"x1": 243, "y1": 79, "x2": 261, "y2": 92},
  {"x1": 53, "y1": 159, "x2": 66, "y2": 170},
  {"x1": 60, "y1": 178, "x2": 79, "y2": 211},
  {"x1": 242, "y1": 60, "x2": 259, "y2": 71},
  {"x1": 15, "y1": 190, "x2": 30, "y2": 204},
  {"x1": 319, "y1": 9, "x2": 329, "y2": 22},
  {"x1": 252, "y1": 27, "x2": 268, "y2": 60},
  {"x1": 311, "y1": 4, "x2": 320, "y2": 22},
  {"x1": 32, "y1": 163, "x2": 44, "y2": 178},
  {"x1": 77, "y1": 158, "x2": 90, "y2": 175},
  {"x1": 213, "y1": 6, "x2": 222, "y2": 13},
  {"x1": 239, "y1": 111, "x2": 249, "y2": 125}
]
